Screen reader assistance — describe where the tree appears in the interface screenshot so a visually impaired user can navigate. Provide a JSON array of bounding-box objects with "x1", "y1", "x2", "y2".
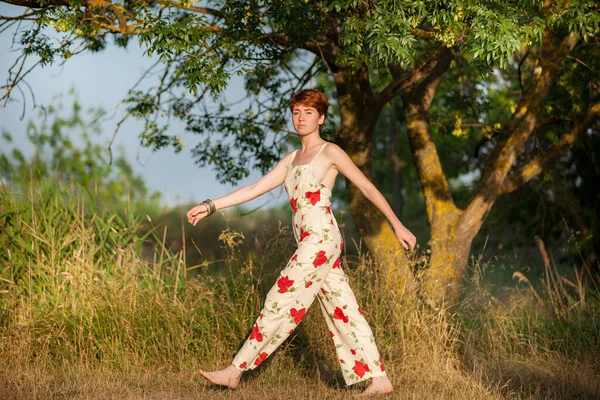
[
  {"x1": 1, "y1": 0, "x2": 599, "y2": 303},
  {"x1": 0, "y1": 91, "x2": 163, "y2": 214}
]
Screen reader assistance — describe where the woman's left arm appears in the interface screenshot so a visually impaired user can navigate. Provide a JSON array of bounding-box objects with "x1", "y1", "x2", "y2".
[{"x1": 327, "y1": 144, "x2": 416, "y2": 251}]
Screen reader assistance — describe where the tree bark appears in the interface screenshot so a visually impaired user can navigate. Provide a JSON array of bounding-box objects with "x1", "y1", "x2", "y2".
[
  {"x1": 428, "y1": 211, "x2": 477, "y2": 302},
  {"x1": 401, "y1": 47, "x2": 468, "y2": 303},
  {"x1": 333, "y1": 68, "x2": 413, "y2": 289}
]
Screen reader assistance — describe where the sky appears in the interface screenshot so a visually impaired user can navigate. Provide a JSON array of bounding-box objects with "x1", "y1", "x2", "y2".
[{"x1": 0, "y1": 3, "x2": 290, "y2": 209}]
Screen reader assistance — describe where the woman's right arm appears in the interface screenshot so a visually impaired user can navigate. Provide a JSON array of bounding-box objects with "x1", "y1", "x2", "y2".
[{"x1": 187, "y1": 151, "x2": 294, "y2": 226}]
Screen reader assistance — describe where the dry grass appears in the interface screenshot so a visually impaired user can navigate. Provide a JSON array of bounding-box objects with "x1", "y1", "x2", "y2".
[{"x1": 1, "y1": 183, "x2": 599, "y2": 399}]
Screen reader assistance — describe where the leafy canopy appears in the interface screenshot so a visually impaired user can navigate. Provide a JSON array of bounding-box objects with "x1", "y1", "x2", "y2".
[{"x1": 1, "y1": 0, "x2": 599, "y2": 183}]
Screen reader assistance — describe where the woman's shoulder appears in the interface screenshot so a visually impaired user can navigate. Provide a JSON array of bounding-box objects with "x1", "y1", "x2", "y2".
[
  {"x1": 321, "y1": 142, "x2": 352, "y2": 171},
  {"x1": 322, "y1": 142, "x2": 346, "y2": 158},
  {"x1": 280, "y1": 148, "x2": 299, "y2": 166}
]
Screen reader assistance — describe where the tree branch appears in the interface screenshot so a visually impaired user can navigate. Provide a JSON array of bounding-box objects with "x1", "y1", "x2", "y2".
[
  {"x1": 502, "y1": 101, "x2": 600, "y2": 195},
  {"x1": 411, "y1": 28, "x2": 435, "y2": 40},
  {"x1": 255, "y1": 31, "x2": 337, "y2": 69},
  {"x1": 88, "y1": 0, "x2": 129, "y2": 32},
  {"x1": 3, "y1": 0, "x2": 224, "y2": 14},
  {"x1": 0, "y1": 10, "x2": 44, "y2": 21},
  {"x1": 166, "y1": 2, "x2": 224, "y2": 18},
  {"x1": 407, "y1": 47, "x2": 454, "y2": 109},
  {"x1": 378, "y1": 48, "x2": 449, "y2": 108},
  {"x1": 517, "y1": 49, "x2": 529, "y2": 96},
  {"x1": 402, "y1": 46, "x2": 457, "y2": 221},
  {"x1": 476, "y1": 33, "x2": 577, "y2": 196},
  {"x1": 463, "y1": 32, "x2": 579, "y2": 225},
  {"x1": 302, "y1": 33, "x2": 337, "y2": 70},
  {"x1": 2, "y1": 0, "x2": 67, "y2": 7}
]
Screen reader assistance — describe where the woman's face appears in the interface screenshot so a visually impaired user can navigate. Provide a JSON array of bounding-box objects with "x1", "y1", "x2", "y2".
[{"x1": 292, "y1": 104, "x2": 325, "y2": 136}]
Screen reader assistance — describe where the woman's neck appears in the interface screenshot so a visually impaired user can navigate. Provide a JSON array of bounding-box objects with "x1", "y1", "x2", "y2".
[{"x1": 299, "y1": 132, "x2": 325, "y2": 152}]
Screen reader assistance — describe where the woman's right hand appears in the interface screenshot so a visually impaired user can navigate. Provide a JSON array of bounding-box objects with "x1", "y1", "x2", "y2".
[
  {"x1": 187, "y1": 204, "x2": 209, "y2": 226},
  {"x1": 394, "y1": 224, "x2": 416, "y2": 252}
]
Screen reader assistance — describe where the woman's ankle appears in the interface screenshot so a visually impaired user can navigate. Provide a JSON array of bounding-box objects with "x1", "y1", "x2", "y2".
[{"x1": 228, "y1": 364, "x2": 243, "y2": 378}]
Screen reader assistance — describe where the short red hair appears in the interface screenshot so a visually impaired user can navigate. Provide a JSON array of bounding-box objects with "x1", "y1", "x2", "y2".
[{"x1": 289, "y1": 89, "x2": 328, "y2": 120}]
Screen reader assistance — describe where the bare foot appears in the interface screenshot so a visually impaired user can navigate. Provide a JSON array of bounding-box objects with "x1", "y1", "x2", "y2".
[
  {"x1": 199, "y1": 365, "x2": 243, "y2": 389},
  {"x1": 359, "y1": 376, "x2": 393, "y2": 396}
]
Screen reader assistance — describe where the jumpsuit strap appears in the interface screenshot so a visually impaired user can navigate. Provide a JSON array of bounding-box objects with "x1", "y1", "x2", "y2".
[
  {"x1": 309, "y1": 142, "x2": 328, "y2": 166},
  {"x1": 289, "y1": 150, "x2": 299, "y2": 167}
]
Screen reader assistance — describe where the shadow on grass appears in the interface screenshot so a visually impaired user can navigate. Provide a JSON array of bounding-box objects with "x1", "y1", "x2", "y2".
[
  {"x1": 463, "y1": 358, "x2": 600, "y2": 400},
  {"x1": 287, "y1": 323, "x2": 347, "y2": 390},
  {"x1": 501, "y1": 363, "x2": 600, "y2": 400}
]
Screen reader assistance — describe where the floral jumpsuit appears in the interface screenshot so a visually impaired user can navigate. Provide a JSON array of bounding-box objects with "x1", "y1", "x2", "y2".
[{"x1": 232, "y1": 142, "x2": 387, "y2": 385}]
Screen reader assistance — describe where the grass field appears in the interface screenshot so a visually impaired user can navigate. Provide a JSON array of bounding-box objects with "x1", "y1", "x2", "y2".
[{"x1": 1, "y1": 184, "x2": 599, "y2": 399}]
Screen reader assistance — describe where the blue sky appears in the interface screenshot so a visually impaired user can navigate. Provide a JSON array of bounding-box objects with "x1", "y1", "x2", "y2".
[{"x1": 0, "y1": 3, "x2": 291, "y2": 209}]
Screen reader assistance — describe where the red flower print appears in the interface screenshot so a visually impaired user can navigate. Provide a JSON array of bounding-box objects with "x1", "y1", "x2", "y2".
[
  {"x1": 334, "y1": 307, "x2": 349, "y2": 323},
  {"x1": 277, "y1": 275, "x2": 294, "y2": 293},
  {"x1": 290, "y1": 198, "x2": 298, "y2": 214},
  {"x1": 289, "y1": 329, "x2": 294, "y2": 334},
  {"x1": 239, "y1": 361, "x2": 247, "y2": 369},
  {"x1": 358, "y1": 307, "x2": 363, "y2": 315},
  {"x1": 330, "y1": 330, "x2": 334, "y2": 338},
  {"x1": 305, "y1": 281, "x2": 313, "y2": 288},
  {"x1": 340, "y1": 242, "x2": 343, "y2": 251},
  {"x1": 295, "y1": 184, "x2": 298, "y2": 190},
  {"x1": 321, "y1": 288, "x2": 327, "y2": 295},
  {"x1": 351, "y1": 349, "x2": 356, "y2": 355},
  {"x1": 379, "y1": 358, "x2": 385, "y2": 372},
  {"x1": 260, "y1": 313, "x2": 264, "y2": 319},
  {"x1": 254, "y1": 352, "x2": 268, "y2": 366},
  {"x1": 305, "y1": 190, "x2": 321, "y2": 205},
  {"x1": 340, "y1": 359, "x2": 345, "y2": 364},
  {"x1": 300, "y1": 228, "x2": 310, "y2": 242},
  {"x1": 326, "y1": 205, "x2": 332, "y2": 214},
  {"x1": 291, "y1": 254, "x2": 298, "y2": 262},
  {"x1": 330, "y1": 219, "x2": 334, "y2": 225},
  {"x1": 313, "y1": 250, "x2": 327, "y2": 268},
  {"x1": 352, "y1": 360, "x2": 370, "y2": 378},
  {"x1": 290, "y1": 307, "x2": 306, "y2": 324},
  {"x1": 249, "y1": 323, "x2": 263, "y2": 342},
  {"x1": 332, "y1": 257, "x2": 341, "y2": 269}
]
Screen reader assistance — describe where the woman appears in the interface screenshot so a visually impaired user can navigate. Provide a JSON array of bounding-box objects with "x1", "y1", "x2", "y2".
[{"x1": 187, "y1": 89, "x2": 416, "y2": 396}]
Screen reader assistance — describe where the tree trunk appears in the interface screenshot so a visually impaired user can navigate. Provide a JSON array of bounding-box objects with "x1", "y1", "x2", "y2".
[
  {"x1": 389, "y1": 99, "x2": 405, "y2": 219},
  {"x1": 333, "y1": 69, "x2": 413, "y2": 289},
  {"x1": 403, "y1": 97, "x2": 468, "y2": 303},
  {"x1": 401, "y1": 47, "x2": 478, "y2": 304},
  {"x1": 428, "y1": 211, "x2": 472, "y2": 302}
]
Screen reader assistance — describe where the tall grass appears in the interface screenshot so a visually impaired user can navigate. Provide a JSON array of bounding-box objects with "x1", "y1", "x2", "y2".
[{"x1": 1, "y1": 182, "x2": 599, "y2": 399}]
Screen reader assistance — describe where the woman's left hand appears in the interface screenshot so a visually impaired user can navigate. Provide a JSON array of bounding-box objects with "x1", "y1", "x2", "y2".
[
  {"x1": 394, "y1": 224, "x2": 416, "y2": 251},
  {"x1": 186, "y1": 204, "x2": 209, "y2": 226}
]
